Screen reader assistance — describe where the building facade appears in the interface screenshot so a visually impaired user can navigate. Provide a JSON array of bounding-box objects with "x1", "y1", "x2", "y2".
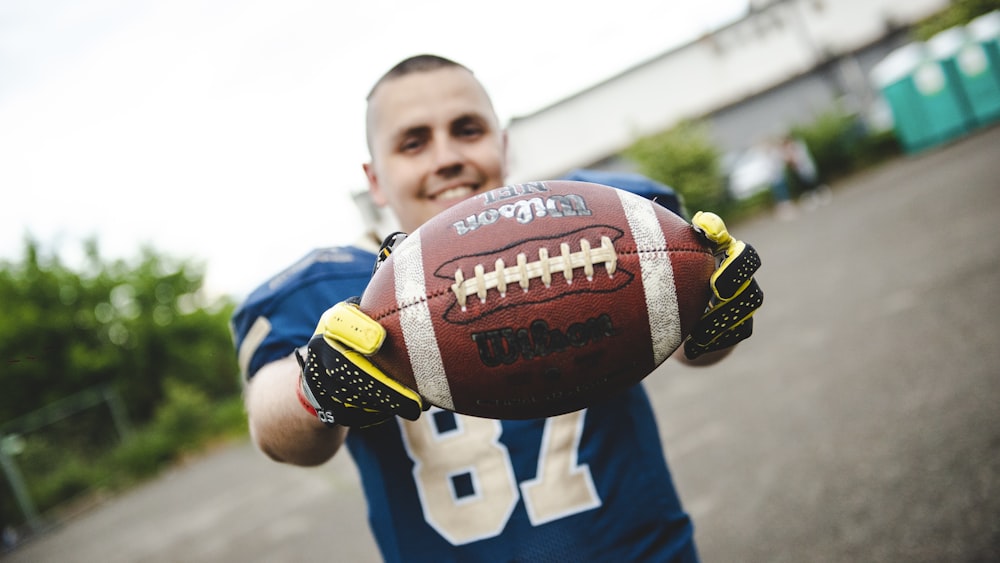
[{"x1": 505, "y1": 0, "x2": 950, "y2": 183}]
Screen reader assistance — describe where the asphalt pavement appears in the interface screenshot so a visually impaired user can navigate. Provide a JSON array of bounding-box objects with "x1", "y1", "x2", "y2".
[{"x1": 6, "y1": 124, "x2": 1000, "y2": 562}]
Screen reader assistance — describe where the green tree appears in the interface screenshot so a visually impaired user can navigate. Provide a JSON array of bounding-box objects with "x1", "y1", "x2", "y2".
[
  {"x1": 0, "y1": 238, "x2": 239, "y2": 428},
  {"x1": 624, "y1": 119, "x2": 727, "y2": 215},
  {"x1": 913, "y1": 0, "x2": 1000, "y2": 40},
  {"x1": 1, "y1": 237, "x2": 243, "y2": 527}
]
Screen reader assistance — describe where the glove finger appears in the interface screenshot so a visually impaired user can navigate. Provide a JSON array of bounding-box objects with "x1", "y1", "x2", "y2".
[
  {"x1": 689, "y1": 279, "x2": 763, "y2": 348},
  {"x1": 319, "y1": 301, "x2": 386, "y2": 355},
  {"x1": 373, "y1": 231, "x2": 408, "y2": 276},
  {"x1": 685, "y1": 318, "x2": 754, "y2": 359},
  {"x1": 712, "y1": 243, "x2": 761, "y2": 302}
]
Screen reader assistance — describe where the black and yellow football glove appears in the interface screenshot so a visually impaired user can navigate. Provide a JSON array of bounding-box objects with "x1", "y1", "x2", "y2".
[
  {"x1": 684, "y1": 211, "x2": 764, "y2": 360},
  {"x1": 295, "y1": 233, "x2": 423, "y2": 428}
]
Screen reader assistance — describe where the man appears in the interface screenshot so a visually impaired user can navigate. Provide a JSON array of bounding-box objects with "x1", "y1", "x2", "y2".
[{"x1": 232, "y1": 54, "x2": 762, "y2": 561}]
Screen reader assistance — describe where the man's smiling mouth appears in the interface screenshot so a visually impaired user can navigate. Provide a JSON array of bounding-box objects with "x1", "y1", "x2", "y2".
[{"x1": 431, "y1": 185, "x2": 476, "y2": 201}]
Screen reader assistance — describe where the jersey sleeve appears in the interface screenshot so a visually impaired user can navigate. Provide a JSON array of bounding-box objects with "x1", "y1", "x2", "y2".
[
  {"x1": 561, "y1": 169, "x2": 687, "y2": 219},
  {"x1": 230, "y1": 246, "x2": 377, "y2": 380}
]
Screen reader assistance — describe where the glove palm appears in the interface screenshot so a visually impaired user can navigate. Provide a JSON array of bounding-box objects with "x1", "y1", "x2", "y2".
[{"x1": 296, "y1": 233, "x2": 424, "y2": 427}]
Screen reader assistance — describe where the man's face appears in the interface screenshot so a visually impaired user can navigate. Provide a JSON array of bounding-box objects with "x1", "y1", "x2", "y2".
[{"x1": 364, "y1": 67, "x2": 508, "y2": 232}]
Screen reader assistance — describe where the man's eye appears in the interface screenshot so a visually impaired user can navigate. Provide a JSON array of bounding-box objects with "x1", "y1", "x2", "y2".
[
  {"x1": 457, "y1": 125, "x2": 484, "y2": 138},
  {"x1": 400, "y1": 138, "x2": 423, "y2": 152}
]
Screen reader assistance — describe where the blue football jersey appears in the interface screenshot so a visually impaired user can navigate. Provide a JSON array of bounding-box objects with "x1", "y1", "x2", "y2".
[
  {"x1": 349, "y1": 394, "x2": 696, "y2": 562},
  {"x1": 231, "y1": 242, "x2": 698, "y2": 562},
  {"x1": 231, "y1": 172, "x2": 697, "y2": 561}
]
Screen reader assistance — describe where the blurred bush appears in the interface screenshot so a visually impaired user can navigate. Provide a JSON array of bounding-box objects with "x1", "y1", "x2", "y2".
[
  {"x1": 790, "y1": 107, "x2": 902, "y2": 189},
  {"x1": 111, "y1": 389, "x2": 247, "y2": 483},
  {"x1": 0, "y1": 238, "x2": 245, "y2": 530},
  {"x1": 790, "y1": 109, "x2": 861, "y2": 184},
  {"x1": 5, "y1": 391, "x2": 247, "y2": 528},
  {"x1": 624, "y1": 119, "x2": 727, "y2": 215}
]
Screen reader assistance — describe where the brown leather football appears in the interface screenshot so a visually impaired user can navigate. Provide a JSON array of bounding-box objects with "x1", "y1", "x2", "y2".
[{"x1": 359, "y1": 180, "x2": 714, "y2": 419}]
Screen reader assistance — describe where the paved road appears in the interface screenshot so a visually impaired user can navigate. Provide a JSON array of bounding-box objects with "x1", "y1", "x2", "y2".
[{"x1": 7, "y1": 125, "x2": 1000, "y2": 562}]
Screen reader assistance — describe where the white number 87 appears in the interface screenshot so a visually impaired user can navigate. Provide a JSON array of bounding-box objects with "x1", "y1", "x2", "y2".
[{"x1": 398, "y1": 408, "x2": 602, "y2": 546}]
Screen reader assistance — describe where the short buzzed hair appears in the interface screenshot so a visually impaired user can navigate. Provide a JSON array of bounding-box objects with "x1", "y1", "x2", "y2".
[{"x1": 366, "y1": 54, "x2": 470, "y2": 101}]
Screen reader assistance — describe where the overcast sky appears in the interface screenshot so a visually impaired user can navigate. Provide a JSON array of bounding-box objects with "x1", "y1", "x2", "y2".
[{"x1": 0, "y1": 0, "x2": 749, "y2": 298}]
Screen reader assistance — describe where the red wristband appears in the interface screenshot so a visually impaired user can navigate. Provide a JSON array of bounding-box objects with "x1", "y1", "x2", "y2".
[{"x1": 296, "y1": 376, "x2": 318, "y2": 418}]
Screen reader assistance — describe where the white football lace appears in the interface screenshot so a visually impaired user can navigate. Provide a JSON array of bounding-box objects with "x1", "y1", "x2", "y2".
[{"x1": 451, "y1": 236, "x2": 617, "y2": 309}]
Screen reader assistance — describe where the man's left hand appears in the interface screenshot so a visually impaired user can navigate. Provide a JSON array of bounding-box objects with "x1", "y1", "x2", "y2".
[{"x1": 684, "y1": 211, "x2": 764, "y2": 360}]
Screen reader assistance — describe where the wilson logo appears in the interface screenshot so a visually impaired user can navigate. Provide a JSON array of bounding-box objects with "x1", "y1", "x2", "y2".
[
  {"x1": 470, "y1": 314, "x2": 617, "y2": 368},
  {"x1": 452, "y1": 182, "x2": 592, "y2": 236}
]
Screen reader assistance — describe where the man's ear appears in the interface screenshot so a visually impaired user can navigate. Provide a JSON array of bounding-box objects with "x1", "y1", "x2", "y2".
[{"x1": 363, "y1": 162, "x2": 388, "y2": 207}]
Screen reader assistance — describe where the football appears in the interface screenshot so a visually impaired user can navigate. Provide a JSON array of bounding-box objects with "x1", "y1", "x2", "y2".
[{"x1": 359, "y1": 180, "x2": 715, "y2": 419}]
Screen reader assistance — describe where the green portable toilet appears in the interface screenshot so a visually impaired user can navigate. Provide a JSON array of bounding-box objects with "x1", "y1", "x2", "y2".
[
  {"x1": 967, "y1": 11, "x2": 1000, "y2": 122},
  {"x1": 929, "y1": 25, "x2": 1000, "y2": 127},
  {"x1": 871, "y1": 43, "x2": 934, "y2": 152},
  {"x1": 925, "y1": 28, "x2": 978, "y2": 139},
  {"x1": 870, "y1": 42, "x2": 965, "y2": 153}
]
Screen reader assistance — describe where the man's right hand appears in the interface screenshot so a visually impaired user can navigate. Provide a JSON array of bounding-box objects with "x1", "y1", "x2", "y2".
[{"x1": 295, "y1": 300, "x2": 423, "y2": 428}]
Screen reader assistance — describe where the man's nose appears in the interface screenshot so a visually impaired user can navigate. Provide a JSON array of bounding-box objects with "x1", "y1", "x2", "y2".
[{"x1": 432, "y1": 138, "x2": 464, "y2": 176}]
